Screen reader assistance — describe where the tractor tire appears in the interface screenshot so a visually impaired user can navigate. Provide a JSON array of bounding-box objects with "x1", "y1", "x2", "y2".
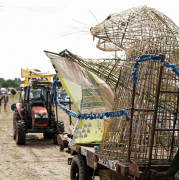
[
  {"x1": 16, "y1": 120, "x2": 26, "y2": 145},
  {"x1": 57, "y1": 121, "x2": 65, "y2": 133},
  {"x1": 53, "y1": 121, "x2": 65, "y2": 144},
  {"x1": 13, "y1": 108, "x2": 21, "y2": 140},
  {"x1": 51, "y1": 111, "x2": 55, "y2": 122},
  {"x1": 70, "y1": 154, "x2": 93, "y2": 180},
  {"x1": 14, "y1": 108, "x2": 20, "y2": 120}
]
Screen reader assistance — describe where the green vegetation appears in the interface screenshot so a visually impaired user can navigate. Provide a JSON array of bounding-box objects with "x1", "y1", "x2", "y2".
[{"x1": 0, "y1": 78, "x2": 23, "y2": 89}]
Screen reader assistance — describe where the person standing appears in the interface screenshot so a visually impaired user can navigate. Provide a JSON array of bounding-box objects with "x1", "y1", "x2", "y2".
[
  {"x1": 6, "y1": 95, "x2": 9, "y2": 102},
  {"x1": 4, "y1": 98, "x2": 7, "y2": 112},
  {"x1": 0, "y1": 95, "x2": 3, "y2": 108},
  {"x1": 0, "y1": 97, "x2": 1, "y2": 112}
]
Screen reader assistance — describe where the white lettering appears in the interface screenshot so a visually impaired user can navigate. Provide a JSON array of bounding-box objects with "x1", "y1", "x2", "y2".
[{"x1": 98, "y1": 158, "x2": 116, "y2": 171}]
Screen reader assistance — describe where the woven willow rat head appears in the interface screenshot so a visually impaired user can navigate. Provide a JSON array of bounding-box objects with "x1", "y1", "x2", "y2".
[{"x1": 91, "y1": 6, "x2": 179, "y2": 63}]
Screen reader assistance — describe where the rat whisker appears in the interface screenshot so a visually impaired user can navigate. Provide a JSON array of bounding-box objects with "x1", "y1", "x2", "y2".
[
  {"x1": 89, "y1": 10, "x2": 99, "y2": 24},
  {"x1": 74, "y1": 32, "x2": 90, "y2": 41},
  {"x1": 72, "y1": 19, "x2": 91, "y2": 27},
  {"x1": 56, "y1": 30, "x2": 88, "y2": 36},
  {"x1": 60, "y1": 31, "x2": 89, "y2": 37}
]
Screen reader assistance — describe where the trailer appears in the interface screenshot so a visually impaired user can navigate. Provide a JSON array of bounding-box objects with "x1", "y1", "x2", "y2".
[
  {"x1": 54, "y1": 137, "x2": 176, "y2": 180},
  {"x1": 55, "y1": 54, "x2": 179, "y2": 180}
]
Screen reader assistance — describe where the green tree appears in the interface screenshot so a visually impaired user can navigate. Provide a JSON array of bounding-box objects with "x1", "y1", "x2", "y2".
[
  {"x1": 0, "y1": 78, "x2": 5, "y2": 84},
  {"x1": 1, "y1": 81, "x2": 8, "y2": 88},
  {"x1": 0, "y1": 78, "x2": 22, "y2": 89}
]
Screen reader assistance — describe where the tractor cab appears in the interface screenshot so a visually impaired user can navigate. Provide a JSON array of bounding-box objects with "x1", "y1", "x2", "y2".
[
  {"x1": 29, "y1": 86, "x2": 50, "y2": 113},
  {"x1": 24, "y1": 80, "x2": 54, "y2": 130}
]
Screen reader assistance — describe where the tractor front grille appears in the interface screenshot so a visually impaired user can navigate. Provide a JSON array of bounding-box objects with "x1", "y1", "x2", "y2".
[{"x1": 35, "y1": 118, "x2": 48, "y2": 125}]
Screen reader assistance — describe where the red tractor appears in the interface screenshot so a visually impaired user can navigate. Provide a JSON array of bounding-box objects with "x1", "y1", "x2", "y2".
[{"x1": 12, "y1": 72, "x2": 64, "y2": 145}]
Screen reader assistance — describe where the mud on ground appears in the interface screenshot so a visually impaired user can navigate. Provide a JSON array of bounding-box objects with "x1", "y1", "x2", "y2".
[{"x1": 0, "y1": 94, "x2": 78, "y2": 180}]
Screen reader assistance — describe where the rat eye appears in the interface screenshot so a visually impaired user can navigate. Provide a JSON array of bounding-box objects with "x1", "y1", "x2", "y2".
[{"x1": 106, "y1": 15, "x2": 111, "y2": 20}]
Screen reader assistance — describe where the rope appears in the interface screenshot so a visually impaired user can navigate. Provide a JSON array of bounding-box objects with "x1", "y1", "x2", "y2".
[
  {"x1": 131, "y1": 53, "x2": 179, "y2": 91},
  {"x1": 52, "y1": 75, "x2": 130, "y2": 121}
]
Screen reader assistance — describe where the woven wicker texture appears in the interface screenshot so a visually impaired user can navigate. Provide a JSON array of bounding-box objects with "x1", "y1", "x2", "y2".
[
  {"x1": 90, "y1": 5, "x2": 179, "y2": 56},
  {"x1": 89, "y1": 6, "x2": 179, "y2": 164}
]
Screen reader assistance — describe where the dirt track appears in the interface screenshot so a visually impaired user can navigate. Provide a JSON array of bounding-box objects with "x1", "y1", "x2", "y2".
[{"x1": 0, "y1": 94, "x2": 76, "y2": 180}]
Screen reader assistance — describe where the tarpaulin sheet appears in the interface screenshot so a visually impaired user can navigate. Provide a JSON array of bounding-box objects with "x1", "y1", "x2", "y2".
[{"x1": 46, "y1": 53, "x2": 114, "y2": 145}]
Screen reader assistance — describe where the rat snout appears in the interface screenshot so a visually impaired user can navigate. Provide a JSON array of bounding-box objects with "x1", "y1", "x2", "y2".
[
  {"x1": 90, "y1": 27, "x2": 96, "y2": 41},
  {"x1": 90, "y1": 26, "x2": 95, "y2": 34}
]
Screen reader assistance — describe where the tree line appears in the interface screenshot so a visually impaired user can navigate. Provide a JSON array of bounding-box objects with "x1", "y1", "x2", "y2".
[{"x1": 0, "y1": 78, "x2": 23, "y2": 89}]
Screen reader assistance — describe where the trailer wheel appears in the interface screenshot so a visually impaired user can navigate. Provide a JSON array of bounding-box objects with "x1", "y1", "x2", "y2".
[
  {"x1": 16, "y1": 120, "x2": 26, "y2": 145},
  {"x1": 13, "y1": 108, "x2": 21, "y2": 140},
  {"x1": 71, "y1": 154, "x2": 86, "y2": 180},
  {"x1": 70, "y1": 154, "x2": 93, "y2": 180}
]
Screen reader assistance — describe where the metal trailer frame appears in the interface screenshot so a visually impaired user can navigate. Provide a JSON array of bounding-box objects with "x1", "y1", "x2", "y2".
[
  {"x1": 57, "y1": 131, "x2": 174, "y2": 180},
  {"x1": 64, "y1": 144, "x2": 174, "y2": 180}
]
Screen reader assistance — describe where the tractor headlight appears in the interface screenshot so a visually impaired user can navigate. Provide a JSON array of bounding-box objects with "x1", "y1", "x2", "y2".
[
  {"x1": 42, "y1": 113, "x2": 48, "y2": 118},
  {"x1": 34, "y1": 113, "x2": 41, "y2": 118}
]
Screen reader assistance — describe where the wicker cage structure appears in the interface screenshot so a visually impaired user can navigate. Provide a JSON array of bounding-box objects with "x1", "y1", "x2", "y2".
[
  {"x1": 89, "y1": 6, "x2": 179, "y2": 165},
  {"x1": 49, "y1": 6, "x2": 179, "y2": 166}
]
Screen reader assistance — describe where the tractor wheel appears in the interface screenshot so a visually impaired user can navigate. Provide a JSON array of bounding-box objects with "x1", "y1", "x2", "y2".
[
  {"x1": 57, "y1": 121, "x2": 65, "y2": 133},
  {"x1": 13, "y1": 113, "x2": 16, "y2": 140},
  {"x1": 70, "y1": 154, "x2": 93, "y2": 180},
  {"x1": 51, "y1": 111, "x2": 55, "y2": 122},
  {"x1": 14, "y1": 108, "x2": 20, "y2": 120},
  {"x1": 43, "y1": 133, "x2": 53, "y2": 139},
  {"x1": 53, "y1": 121, "x2": 65, "y2": 144},
  {"x1": 16, "y1": 120, "x2": 26, "y2": 145},
  {"x1": 13, "y1": 108, "x2": 21, "y2": 140}
]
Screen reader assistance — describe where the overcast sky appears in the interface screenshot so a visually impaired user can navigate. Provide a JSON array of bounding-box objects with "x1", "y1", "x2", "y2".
[{"x1": 0, "y1": 0, "x2": 179, "y2": 80}]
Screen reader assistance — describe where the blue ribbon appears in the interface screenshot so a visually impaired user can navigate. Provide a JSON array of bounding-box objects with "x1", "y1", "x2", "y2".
[
  {"x1": 131, "y1": 53, "x2": 179, "y2": 91},
  {"x1": 52, "y1": 75, "x2": 131, "y2": 121}
]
